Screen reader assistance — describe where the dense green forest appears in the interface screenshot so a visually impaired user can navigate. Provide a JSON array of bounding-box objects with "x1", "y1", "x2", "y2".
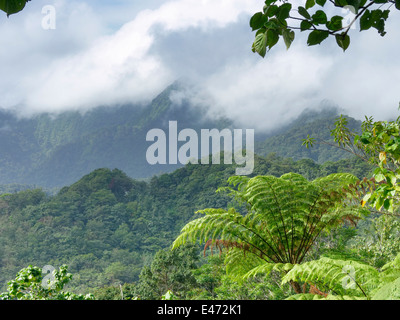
[
  {"x1": 1, "y1": 0, "x2": 399, "y2": 303},
  {"x1": 0, "y1": 150, "x2": 375, "y2": 298}
]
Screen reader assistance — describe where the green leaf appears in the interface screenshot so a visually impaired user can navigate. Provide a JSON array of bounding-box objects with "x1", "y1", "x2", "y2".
[
  {"x1": 282, "y1": 29, "x2": 295, "y2": 50},
  {"x1": 383, "y1": 198, "x2": 393, "y2": 212},
  {"x1": 300, "y1": 20, "x2": 313, "y2": 31},
  {"x1": 396, "y1": 0, "x2": 400, "y2": 10},
  {"x1": 382, "y1": 9, "x2": 390, "y2": 20},
  {"x1": 346, "y1": 0, "x2": 362, "y2": 12},
  {"x1": 264, "y1": 19, "x2": 279, "y2": 29},
  {"x1": 374, "y1": 173, "x2": 386, "y2": 182},
  {"x1": 370, "y1": 10, "x2": 387, "y2": 36},
  {"x1": 305, "y1": 0, "x2": 316, "y2": 9},
  {"x1": 298, "y1": 6, "x2": 311, "y2": 19},
  {"x1": 0, "y1": 0, "x2": 26, "y2": 17},
  {"x1": 265, "y1": 5, "x2": 278, "y2": 17},
  {"x1": 266, "y1": 28, "x2": 280, "y2": 50},
  {"x1": 264, "y1": 0, "x2": 276, "y2": 6},
  {"x1": 250, "y1": 12, "x2": 267, "y2": 31},
  {"x1": 335, "y1": 33, "x2": 350, "y2": 51},
  {"x1": 360, "y1": 10, "x2": 372, "y2": 31},
  {"x1": 252, "y1": 30, "x2": 268, "y2": 57},
  {"x1": 334, "y1": 0, "x2": 348, "y2": 6},
  {"x1": 361, "y1": 193, "x2": 371, "y2": 207},
  {"x1": 316, "y1": 0, "x2": 327, "y2": 6},
  {"x1": 376, "y1": 196, "x2": 385, "y2": 211},
  {"x1": 307, "y1": 30, "x2": 329, "y2": 46},
  {"x1": 327, "y1": 16, "x2": 343, "y2": 31},
  {"x1": 311, "y1": 10, "x2": 328, "y2": 25},
  {"x1": 277, "y1": 3, "x2": 292, "y2": 21}
]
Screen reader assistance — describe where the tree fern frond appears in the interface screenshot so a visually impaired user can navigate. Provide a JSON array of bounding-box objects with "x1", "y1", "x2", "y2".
[
  {"x1": 286, "y1": 293, "x2": 367, "y2": 300},
  {"x1": 285, "y1": 293, "x2": 325, "y2": 300},
  {"x1": 173, "y1": 171, "x2": 368, "y2": 285},
  {"x1": 371, "y1": 277, "x2": 400, "y2": 300},
  {"x1": 282, "y1": 257, "x2": 380, "y2": 298},
  {"x1": 223, "y1": 247, "x2": 265, "y2": 280},
  {"x1": 243, "y1": 261, "x2": 294, "y2": 279}
]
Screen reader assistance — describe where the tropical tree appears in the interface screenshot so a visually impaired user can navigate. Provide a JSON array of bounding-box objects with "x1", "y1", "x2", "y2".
[
  {"x1": 135, "y1": 244, "x2": 199, "y2": 300},
  {"x1": 173, "y1": 172, "x2": 369, "y2": 293},
  {"x1": 349, "y1": 214, "x2": 400, "y2": 267},
  {"x1": 281, "y1": 251, "x2": 400, "y2": 299},
  {"x1": 303, "y1": 113, "x2": 400, "y2": 213},
  {"x1": 251, "y1": 0, "x2": 399, "y2": 56},
  {"x1": 0, "y1": 265, "x2": 94, "y2": 300}
]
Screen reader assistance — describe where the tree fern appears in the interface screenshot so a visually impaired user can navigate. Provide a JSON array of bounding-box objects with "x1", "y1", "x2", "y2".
[
  {"x1": 281, "y1": 257, "x2": 380, "y2": 298},
  {"x1": 172, "y1": 172, "x2": 369, "y2": 292},
  {"x1": 282, "y1": 252, "x2": 400, "y2": 300}
]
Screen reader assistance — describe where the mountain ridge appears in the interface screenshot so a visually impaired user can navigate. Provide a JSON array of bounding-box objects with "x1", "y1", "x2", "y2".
[{"x1": 0, "y1": 83, "x2": 360, "y2": 188}]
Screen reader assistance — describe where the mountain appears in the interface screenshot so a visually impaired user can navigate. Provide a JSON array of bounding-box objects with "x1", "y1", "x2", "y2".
[
  {"x1": 0, "y1": 82, "x2": 360, "y2": 189},
  {"x1": 255, "y1": 107, "x2": 362, "y2": 163},
  {"x1": 0, "y1": 151, "x2": 373, "y2": 293},
  {"x1": 0, "y1": 83, "x2": 233, "y2": 188}
]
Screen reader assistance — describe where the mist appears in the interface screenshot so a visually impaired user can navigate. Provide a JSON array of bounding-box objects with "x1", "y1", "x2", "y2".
[{"x1": 0, "y1": 0, "x2": 399, "y2": 132}]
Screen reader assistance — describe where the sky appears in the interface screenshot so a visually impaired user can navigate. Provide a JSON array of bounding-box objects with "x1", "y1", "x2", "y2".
[{"x1": 0, "y1": 0, "x2": 399, "y2": 132}]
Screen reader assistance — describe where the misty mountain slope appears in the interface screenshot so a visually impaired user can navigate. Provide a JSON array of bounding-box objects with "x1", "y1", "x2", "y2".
[
  {"x1": 0, "y1": 82, "x2": 360, "y2": 188},
  {"x1": 255, "y1": 107, "x2": 362, "y2": 163},
  {"x1": 0, "y1": 83, "x2": 235, "y2": 188}
]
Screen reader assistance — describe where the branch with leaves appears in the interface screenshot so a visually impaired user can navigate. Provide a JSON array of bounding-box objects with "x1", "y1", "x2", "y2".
[
  {"x1": 251, "y1": 0, "x2": 399, "y2": 57},
  {"x1": 303, "y1": 113, "x2": 400, "y2": 213},
  {"x1": 172, "y1": 172, "x2": 369, "y2": 293}
]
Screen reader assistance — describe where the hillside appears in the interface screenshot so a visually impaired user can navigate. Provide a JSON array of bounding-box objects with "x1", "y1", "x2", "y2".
[
  {"x1": 0, "y1": 83, "x2": 232, "y2": 188},
  {"x1": 0, "y1": 153, "x2": 373, "y2": 293},
  {"x1": 255, "y1": 107, "x2": 362, "y2": 163},
  {"x1": 0, "y1": 82, "x2": 361, "y2": 189}
]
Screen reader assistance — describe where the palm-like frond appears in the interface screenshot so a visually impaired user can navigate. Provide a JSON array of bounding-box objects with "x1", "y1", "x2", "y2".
[
  {"x1": 283, "y1": 252, "x2": 400, "y2": 300},
  {"x1": 286, "y1": 293, "x2": 367, "y2": 300},
  {"x1": 282, "y1": 257, "x2": 380, "y2": 299},
  {"x1": 173, "y1": 172, "x2": 368, "y2": 280}
]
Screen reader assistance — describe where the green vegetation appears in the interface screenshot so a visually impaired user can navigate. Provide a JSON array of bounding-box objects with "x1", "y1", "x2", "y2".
[
  {"x1": 251, "y1": 0, "x2": 399, "y2": 57},
  {"x1": 304, "y1": 114, "x2": 400, "y2": 212},
  {"x1": 0, "y1": 146, "x2": 376, "y2": 298},
  {"x1": 0, "y1": 0, "x2": 30, "y2": 17},
  {"x1": 0, "y1": 83, "x2": 237, "y2": 188},
  {"x1": 0, "y1": 89, "x2": 360, "y2": 189},
  {"x1": 256, "y1": 108, "x2": 362, "y2": 163},
  {"x1": 1, "y1": 0, "x2": 398, "y2": 302},
  {"x1": 0, "y1": 265, "x2": 93, "y2": 300},
  {"x1": 172, "y1": 172, "x2": 368, "y2": 293}
]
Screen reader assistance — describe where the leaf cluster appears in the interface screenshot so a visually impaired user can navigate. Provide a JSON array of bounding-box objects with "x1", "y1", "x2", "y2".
[
  {"x1": 173, "y1": 172, "x2": 368, "y2": 283},
  {"x1": 251, "y1": 0, "x2": 398, "y2": 56}
]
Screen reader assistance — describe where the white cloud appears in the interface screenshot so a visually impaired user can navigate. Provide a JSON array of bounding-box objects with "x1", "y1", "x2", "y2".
[
  {"x1": 180, "y1": 43, "x2": 334, "y2": 132},
  {"x1": 0, "y1": 0, "x2": 398, "y2": 129},
  {"x1": 0, "y1": 0, "x2": 260, "y2": 115}
]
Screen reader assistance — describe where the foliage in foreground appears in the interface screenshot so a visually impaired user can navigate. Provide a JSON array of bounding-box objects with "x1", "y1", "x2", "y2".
[
  {"x1": 251, "y1": 0, "x2": 399, "y2": 56},
  {"x1": 304, "y1": 113, "x2": 400, "y2": 213},
  {"x1": 173, "y1": 171, "x2": 369, "y2": 293},
  {"x1": 0, "y1": 265, "x2": 93, "y2": 300},
  {"x1": 0, "y1": 0, "x2": 30, "y2": 17},
  {"x1": 282, "y1": 252, "x2": 400, "y2": 300}
]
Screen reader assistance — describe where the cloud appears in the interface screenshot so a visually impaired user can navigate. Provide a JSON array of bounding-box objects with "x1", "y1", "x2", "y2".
[
  {"x1": 176, "y1": 8, "x2": 400, "y2": 132},
  {"x1": 318, "y1": 11, "x2": 400, "y2": 122},
  {"x1": 178, "y1": 44, "x2": 334, "y2": 132},
  {"x1": 0, "y1": 0, "x2": 398, "y2": 131},
  {"x1": 0, "y1": 0, "x2": 260, "y2": 116}
]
